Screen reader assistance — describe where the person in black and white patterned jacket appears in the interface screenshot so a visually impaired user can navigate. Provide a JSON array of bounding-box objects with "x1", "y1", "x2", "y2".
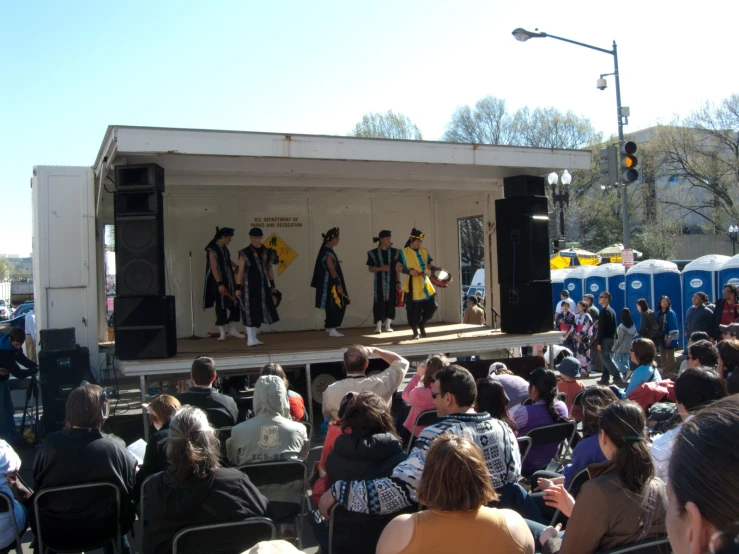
[{"x1": 318, "y1": 365, "x2": 522, "y2": 517}]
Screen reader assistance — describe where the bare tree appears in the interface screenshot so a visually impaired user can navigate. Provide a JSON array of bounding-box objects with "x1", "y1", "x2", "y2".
[
  {"x1": 443, "y1": 96, "x2": 515, "y2": 144},
  {"x1": 459, "y1": 217, "x2": 484, "y2": 283},
  {"x1": 350, "y1": 111, "x2": 423, "y2": 140},
  {"x1": 651, "y1": 94, "x2": 739, "y2": 230}
]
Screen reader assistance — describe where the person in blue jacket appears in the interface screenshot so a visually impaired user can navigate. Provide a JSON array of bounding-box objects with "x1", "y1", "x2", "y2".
[
  {"x1": 656, "y1": 295, "x2": 680, "y2": 379},
  {"x1": 611, "y1": 338, "x2": 662, "y2": 399},
  {"x1": 0, "y1": 327, "x2": 38, "y2": 443}
]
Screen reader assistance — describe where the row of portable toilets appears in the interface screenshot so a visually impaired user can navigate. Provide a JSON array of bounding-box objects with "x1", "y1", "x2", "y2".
[{"x1": 551, "y1": 254, "x2": 739, "y2": 347}]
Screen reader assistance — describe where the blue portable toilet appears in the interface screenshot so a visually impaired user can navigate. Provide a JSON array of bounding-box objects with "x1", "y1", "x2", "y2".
[
  {"x1": 717, "y1": 254, "x2": 739, "y2": 301},
  {"x1": 551, "y1": 269, "x2": 574, "y2": 313},
  {"x1": 564, "y1": 266, "x2": 595, "y2": 304},
  {"x1": 627, "y1": 260, "x2": 683, "y2": 343},
  {"x1": 588, "y1": 264, "x2": 626, "y2": 317},
  {"x1": 682, "y1": 255, "x2": 730, "y2": 314}
]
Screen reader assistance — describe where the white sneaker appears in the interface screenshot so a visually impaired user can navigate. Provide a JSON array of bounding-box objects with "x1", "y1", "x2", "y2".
[
  {"x1": 229, "y1": 323, "x2": 246, "y2": 339},
  {"x1": 252, "y1": 327, "x2": 264, "y2": 345},
  {"x1": 217, "y1": 326, "x2": 227, "y2": 341},
  {"x1": 246, "y1": 327, "x2": 259, "y2": 347},
  {"x1": 375, "y1": 322, "x2": 383, "y2": 334},
  {"x1": 328, "y1": 328, "x2": 345, "y2": 337},
  {"x1": 384, "y1": 319, "x2": 393, "y2": 332}
]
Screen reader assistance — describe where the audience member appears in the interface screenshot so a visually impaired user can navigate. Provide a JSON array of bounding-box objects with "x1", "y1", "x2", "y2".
[
  {"x1": 595, "y1": 291, "x2": 623, "y2": 386},
  {"x1": 463, "y1": 295, "x2": 486, "y2": 324},
  {"x1": 572, "y1": 301, "x2": 594, "y2": 377},
  {"x1": 143, "y1": 406, "x2": 269, "y2": 554},
  {"x1": 376, "y1": 435, "x2": 534, "y2": 554},
  {"x1": 260, "y1": 363, "x2": 305, "y2": 421},
  {"x1": 319, "y1": 365, "x2": 522, "y2": 517},
  {"x1": 678, "y1": 331, "x2": 711, "y2": 374},
  {"x1": 554, "y1": 290, "x2": 575, "y2": 316},
  {"x1": 612, "y1": 308, "x2": 637, "y2": 378},
  {"x1": 717, "y1": 339, "x2": 739, "y2": 394},
  {"x1": 134, "y1": 394, "x2": 181, "y2": 498},
  {"x1": 538, "y1": 401, "x2": 667, "y2": 553},
  {"x1": 685, "y1": 340, "x2": 719, "y2": 370},
  {"x1": 0, "y1": 327, "x2": 38, "y2": 443},
  {"x1": 666, "y1": 395, "x2": 739, "y2": 554},
  {"x1": 656, "y1": 295, "x2": 680, "y2": 379},
  {"x1": 0, "y1": 440, "x2": 29, "y2": 550},
  {"x1": 401, "y1": 354, "x2": 449, "y2": 437},
  {"x1": 685, "y1": 291, "x2": 714, "y2": 338},
  {"x1": 554, "y1": 301, "x2": 575, "y2": 351},
  {"x1": 651, "y1": 367, "x2": 727, "y2": 483},
  {"x1": 315, "y1": 391, "x2": 408, "y2": 552},
  {"x1": 476, "y1": 377, "x2": 516, "y2": 431},
  {"x1": 33, "y1": 384, "x2": 137, "y2": 553},
  {"x1": 226, "y1": 375, "x2": 307, "y2": 466},
  {"x1": 176, "y1": 356, "x2": 239, "y2": 428},
  {"x1": 511, "y1": 369, "x2": 569, "y2": 475},
  {"x1": 618, "y1": 338, "x2": 661, "y2": 397},
  {"x1": 489, "y1": 362, "x2": 530, "y2": 409},
  {"x1": 583, "y1": 294, "x2": 602, "y2": 375},
  {"x1": 322, "y1": 346, "x2": 408, "y2": 420},
  {"x1": 555, "y1": 357, "x2": 585, "y2": 412}
]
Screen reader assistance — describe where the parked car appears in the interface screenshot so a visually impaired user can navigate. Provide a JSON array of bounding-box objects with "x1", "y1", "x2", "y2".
[
  {"x1": 0, "y1": 300, "x2": 10, "y2": 321},
  {"x1": 12, "y1": 301, "x2": 33, "y2": 319}
]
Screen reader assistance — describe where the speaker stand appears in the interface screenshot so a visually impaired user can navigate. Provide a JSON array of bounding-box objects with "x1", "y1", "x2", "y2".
[{"x1": 184, "y1": 250, "x2": 203, "y2": 340}]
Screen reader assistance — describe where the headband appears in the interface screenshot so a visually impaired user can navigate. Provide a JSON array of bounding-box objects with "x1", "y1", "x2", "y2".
[{"x1": 322, "y1": 227, "x2": 340, "y2": 242}]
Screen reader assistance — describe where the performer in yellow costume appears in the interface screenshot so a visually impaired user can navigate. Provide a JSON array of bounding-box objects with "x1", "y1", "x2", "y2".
[{"x1": 398, "y1": 228, "x2": 443, "y2": 339}]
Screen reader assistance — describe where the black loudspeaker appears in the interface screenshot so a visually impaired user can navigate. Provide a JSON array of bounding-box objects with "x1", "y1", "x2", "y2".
[
  {"x1": 499, "y1": 281, "x2": 553, "y2": 334},
  {"x1": 495, "y1": 196, "x2": 551, "y2": 284},
  {"x1": 115, "y1": 191, "x2": 163, "y2": 217},
  {"x1": 39, "y1": 346, "x2": 90, "y2": 434},
  {"x1": 39, "y1": 327, "x2": 76, "y2": 352},
  {"x1": 115, "y1": 163, "x2": 165, "y2": 192},
  {"x1": 503, "y1": 175, "x2": 546, "y2": 197},
  {"x1": 115, "y1": 211, "x2": 165, "y2": 297},
  {"x1": 114, "y1": 296, "x2": 177, "y2": 360}
]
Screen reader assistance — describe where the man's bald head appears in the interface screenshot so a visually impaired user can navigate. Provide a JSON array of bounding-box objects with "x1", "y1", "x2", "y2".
[{"x1": 344, "y1": 345, "x2": 369, "y2": 375}]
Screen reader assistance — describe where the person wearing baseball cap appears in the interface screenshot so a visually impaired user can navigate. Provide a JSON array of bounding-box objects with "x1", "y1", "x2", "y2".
[
  {"x1": 719, "y1": 322, "x2": 739, "y2": 340},
  {"x1": 556, "y1": 356, "x2": 585, "y2": 412}
]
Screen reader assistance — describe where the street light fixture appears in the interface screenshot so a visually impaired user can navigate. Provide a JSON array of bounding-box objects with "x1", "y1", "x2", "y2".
[
  {"x1": 512, "y1": 27, "x2": 631, "y2": 248},
  {"x1": 548, "y1": 170, "x2": 571, "y2": 248},
  {"x1": 729, "y1": 225, "x2": 738, "y2": 255}
]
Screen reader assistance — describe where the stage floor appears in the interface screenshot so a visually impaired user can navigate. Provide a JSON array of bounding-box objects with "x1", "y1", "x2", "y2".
[{"x1": 115, "y1": 323, "x2": 564, "y2": 377}]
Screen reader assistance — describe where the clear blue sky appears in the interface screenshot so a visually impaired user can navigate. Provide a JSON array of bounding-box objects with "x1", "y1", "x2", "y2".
[{"x1": 2, "y1": 0, "x2": 737, "y2": 256}]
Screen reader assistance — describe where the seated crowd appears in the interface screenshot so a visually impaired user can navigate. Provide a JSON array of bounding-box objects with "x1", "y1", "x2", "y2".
[{"x1": 2, "y1": 338, "x2": 739, "y2": 554}]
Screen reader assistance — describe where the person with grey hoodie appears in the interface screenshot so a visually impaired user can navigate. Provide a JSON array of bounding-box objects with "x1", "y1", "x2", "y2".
[
  {"x1": 226, "y1": 375, "x2": 308, "y2": 466},
  {"x1": 611, "y1": 308, "x2": 638, "y2": 378}
]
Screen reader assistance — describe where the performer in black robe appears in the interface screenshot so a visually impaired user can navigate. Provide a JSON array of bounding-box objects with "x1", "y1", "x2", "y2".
[
  {"x1": 310, "y1": 227, "x2": 347, "y2": 337},
  {"x1": 203, "y1": 226, "x2": 245, "y2": 340},
  {"x1": 366, "y1": 230, "x2": 400, "y2": 333},
  {"x1": 235, "y1": 227, "x2": 280, "y2": 347}
]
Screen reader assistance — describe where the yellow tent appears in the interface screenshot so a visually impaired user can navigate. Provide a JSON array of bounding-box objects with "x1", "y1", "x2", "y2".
[{"x1": 550, "y1": 248, "x2": 602, "y2": 269}]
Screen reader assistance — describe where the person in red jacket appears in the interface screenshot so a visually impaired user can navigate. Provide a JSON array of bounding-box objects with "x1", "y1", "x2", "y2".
[{"x1": 260, "y1": 363, "x2": 306, "y2": 421}]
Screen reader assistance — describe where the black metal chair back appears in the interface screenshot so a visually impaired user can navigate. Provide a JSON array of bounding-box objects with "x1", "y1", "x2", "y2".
[
  {"x1": 171, "y1": 518, "x2": 276, "y2": 554},
  {"x1": 406, "y1": 409, "x2": 439, "y2": 453},
  {"x1": 0, "y1": 490, "x2": 23, "y2": 554},
  {"x1": 595, "y1": 537, "x2": 671, "y2": 554},
  {"x1": 516, "y1": 436, "x2": 533, "y2": 466},
  {"x1": 33, "y1": 482, "x2": 122, "y2": 554},
  {"x1": 328, "y1": 504, "x2": 415, "y2": 554}
]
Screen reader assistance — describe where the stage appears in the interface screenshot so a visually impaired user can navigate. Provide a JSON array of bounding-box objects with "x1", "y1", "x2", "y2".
[{"x1": 115, "y1": 322, "x2": 564, "y2": 437}]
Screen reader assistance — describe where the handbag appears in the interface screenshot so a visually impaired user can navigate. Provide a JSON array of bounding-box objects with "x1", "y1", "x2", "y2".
[{"x1": 664, "y1": 334, "x2": 679, "y2": 349}]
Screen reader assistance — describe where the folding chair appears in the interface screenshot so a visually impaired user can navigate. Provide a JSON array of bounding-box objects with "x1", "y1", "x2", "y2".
[
  {"x1": 139, "y1": 472, "x2": 160, "y2": 531},
  {"x1": 328, "y1": 504, "x2": 414, "y2": 554},
  {"x1": 516, "y1": 436, "x2": 533, "y2": 466},
  {"x1": 556, "y1": 391, "x2": 569, "y2": 406},
  {"x1": 171, "y1": 518, "x2": 276, "y2": 554},
  {"x1": 0, "y1": 490, "x2": 23, "y2": 554},
  {"x1": 549, "y1": 468, "x2": 591, "y2": 526},
  {"x1": 300, "y1": 420, "x2": 313, "y2": 441},
  {"x1": 238, "y1": 459, "x2": 308, "y2": 549},
  {"x1": 523, "y1": 421, "x2": 577, "y2": 475},
  {"x1": 34, "y1": 482, "x2": 122, "y2": 554},
  {"x1": 595, "y1": 537, "x2": 671, "y2": 554},
  {"x1": 571, "y1": 389, "x2": 585, "y2": 409},
  {"x1": 406, "y1": 410, "x2": 439, "y2": 454}
]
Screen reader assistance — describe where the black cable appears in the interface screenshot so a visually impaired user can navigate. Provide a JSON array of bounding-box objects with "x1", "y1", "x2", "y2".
[{"x1": 103, "y1": 175, "x2": 115, "y2": 195}]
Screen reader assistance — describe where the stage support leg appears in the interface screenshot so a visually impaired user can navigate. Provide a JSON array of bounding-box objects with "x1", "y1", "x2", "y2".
[
  {"x1": 140, "y1": 375, "x2": 149, "y2": 441},
  {"x1": 304, "y1": 363, "x2": 312, "y2": 423},
  {"x1": 549, "y1": 345, "x2": 555, "y2": 369}
]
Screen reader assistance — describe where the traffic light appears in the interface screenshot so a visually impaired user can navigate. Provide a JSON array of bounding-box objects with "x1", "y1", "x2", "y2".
[
  {"x1": 599, "y1": 144, "x2": 618, "y2": 188},
  {"x1": 621, "y1": 141, "x2": 639, "y2": 183}
]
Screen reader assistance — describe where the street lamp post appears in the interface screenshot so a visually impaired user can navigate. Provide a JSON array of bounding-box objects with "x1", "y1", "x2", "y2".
[
  {"x1": 548, "y1": 170, "x2": 572, "y2": 243},
  {"x1": 729, "y1": 225, "x2": 738, "y2": 255},
  {"x1": 512, "y1": 28, "x2": 631, "y2": 248}
]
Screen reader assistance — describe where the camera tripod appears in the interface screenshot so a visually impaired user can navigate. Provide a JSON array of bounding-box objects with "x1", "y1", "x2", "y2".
[{"x1": 19, "y1": 373, "x2": 40, "y2": 444}]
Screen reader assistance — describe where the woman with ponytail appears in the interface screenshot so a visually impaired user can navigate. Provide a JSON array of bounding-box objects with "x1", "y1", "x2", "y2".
[
  {"x1": 511, "y1": 369, "x2": 569, "y2": 475},
  {"x1": 537, "y1": 400, "x2": 667, "y2": 553},
  {"x1": 143, "y1": 406, "x2": 269, "y2": 554}
]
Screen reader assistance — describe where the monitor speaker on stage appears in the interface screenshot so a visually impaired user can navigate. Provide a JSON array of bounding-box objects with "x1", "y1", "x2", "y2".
[
  {"x1": 495, "y1": 195, "x2": 550, "y2": 284},
  {"x1": 499, "y1": 282, "x2": 552, "y2": 334},
  {"x1": 115, "y1": 163, "x2": 165, "y2": 192},
  {"x1": 114, "y1": 295, "x2": 177, "y2": 360},
  {"x1": 115, "y1": 200, "x2": 165, "y2": 297},
  {"x1": 38, "y1": 346, "x2": 89, "y2": 434},
  {"x1": 503, "y1": 175, "x2": 546, "y2": 197}
]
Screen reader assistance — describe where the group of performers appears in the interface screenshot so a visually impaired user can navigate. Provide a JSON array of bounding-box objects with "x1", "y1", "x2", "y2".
[{"x1": 204, "y1": 226, "x2": 444, "y2": 343}]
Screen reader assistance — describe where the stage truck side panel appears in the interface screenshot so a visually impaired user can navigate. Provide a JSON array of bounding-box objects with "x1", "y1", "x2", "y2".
[{"x1": 32, "y1": 166, "x2": 100, "y2": 366}]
